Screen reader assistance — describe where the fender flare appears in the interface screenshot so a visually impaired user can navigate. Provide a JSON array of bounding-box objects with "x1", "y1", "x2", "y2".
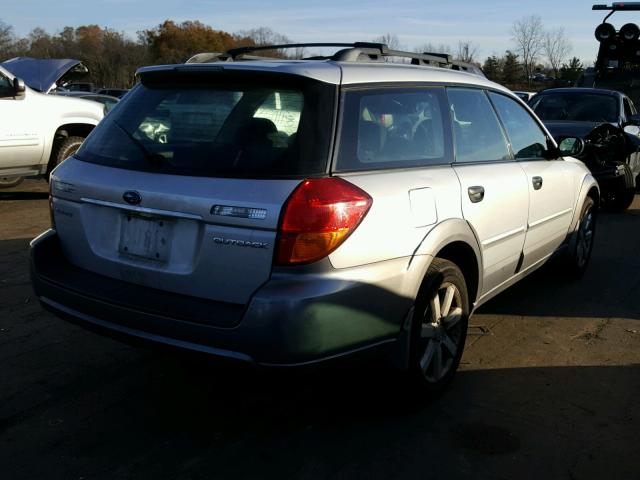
[
  {"x1": 568, "y1": 174, "x2": 600, "y2": 233},
  {"x1": 566, "y1": 174, "x2": 599, "y2": 252},
  {"x1": 409, "y1": 217, "x2": 484, "y2": 304}
]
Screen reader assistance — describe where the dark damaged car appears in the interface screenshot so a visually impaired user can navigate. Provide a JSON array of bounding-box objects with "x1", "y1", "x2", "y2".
[{"x1": 530, "y1": 87, "x2": 640, "y2": 211}]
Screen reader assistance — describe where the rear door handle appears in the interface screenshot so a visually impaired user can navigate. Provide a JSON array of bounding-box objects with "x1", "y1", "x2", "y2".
[
  {"x1": 468, "y1": 186, "x2": 485, "y2": 203},
  {"x1": 532, "y1": 176, "x2": 543, "y2": 190}
]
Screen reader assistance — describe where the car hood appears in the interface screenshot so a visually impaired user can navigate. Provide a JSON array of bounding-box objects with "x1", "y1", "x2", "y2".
[
  {"x1": 542, "y1": 121, "x2": 610, "y2": 140},
  {"x1": 0, "y1": 57, "x2": 86, "y2": 93}
]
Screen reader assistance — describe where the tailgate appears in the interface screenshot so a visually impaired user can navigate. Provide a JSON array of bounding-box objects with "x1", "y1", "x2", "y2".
[{"x1": 51, "y1": 159, "x2": 300, "y2": 305}]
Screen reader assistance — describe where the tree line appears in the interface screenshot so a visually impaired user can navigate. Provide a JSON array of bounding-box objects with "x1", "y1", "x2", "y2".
[
  {"x1": 0, "y1": 20, "x2": 294, "y2": 88},
  {"x1": 0, "y1": 14, "x2": 586, "y2": 90},
  {"x1": 377, "y1": 15, "x2": 586, "y2": 90}
]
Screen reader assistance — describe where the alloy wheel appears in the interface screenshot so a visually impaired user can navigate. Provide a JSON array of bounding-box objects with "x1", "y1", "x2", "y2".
[
  {"x1": 418, "y1": 282, "x2": 464, "y2": 383},
  {"x1": 576, "y1": 208, "x2": 594, "y2": 268}
]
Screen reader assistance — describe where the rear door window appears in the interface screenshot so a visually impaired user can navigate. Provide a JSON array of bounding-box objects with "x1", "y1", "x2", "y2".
[
  {"x1": 335, "y1": 87, "x2": 452, "y2": 171},
  {"x1": 76, "y1": 71, "x2": 335, "y2": 178},
  {"x1": 447, "y1": 88, "x2": 511, "y2": 163},
  {"x1": 488, "y1": 92, "x2": 548, "y2": 160}
]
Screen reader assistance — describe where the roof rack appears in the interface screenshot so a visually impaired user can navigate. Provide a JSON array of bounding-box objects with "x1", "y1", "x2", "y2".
[{"x1": 185, "y1": 42, "x2": 484, "y2": 77}]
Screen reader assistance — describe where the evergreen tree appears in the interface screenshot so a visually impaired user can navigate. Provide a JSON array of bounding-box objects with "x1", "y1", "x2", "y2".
[
  {"x1": 502, "y1": 50, "x2": 521, "y2": 85},
  {"x1": 482, "y1": 55, "x2": 502, "y2": 82}
]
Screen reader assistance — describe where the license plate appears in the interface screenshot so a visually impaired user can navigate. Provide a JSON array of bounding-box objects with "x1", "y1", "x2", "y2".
[{"x1": 119, "y1": 213, "x2": 173, "y2": 262}]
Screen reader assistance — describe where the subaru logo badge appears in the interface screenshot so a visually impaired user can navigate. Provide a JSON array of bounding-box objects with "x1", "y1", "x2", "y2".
[{"x1": 123, "y1": 191, "x2": 142, "y2": 205}]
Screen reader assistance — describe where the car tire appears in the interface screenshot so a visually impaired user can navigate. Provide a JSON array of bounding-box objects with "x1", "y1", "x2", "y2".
[
  {"x1": 48, "y1": 136, "x2": 85, "y2": 175},
  {"x1": 605, "y1": 187, "x2": 635, "y2": 212},
  {"x1": 0, "y1": 176, "x2": 25, "y2": 189},
  {"x1": 407, "y1": 258, "x2": 469, "y2": 394},
  {"x1": 564, "y1": 196, "x2": 596, "y2": 278}
]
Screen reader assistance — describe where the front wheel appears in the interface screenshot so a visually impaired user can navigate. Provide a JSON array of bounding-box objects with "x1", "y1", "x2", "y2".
[
  {"x1": 604, "y1": 164, "x2": 636, "y2": 211},
  {"x1": 564, "y1": 197, "x2": 596, "y2": 278},
  {"x1": 604, "y1": 187, "x2": 635, "y2": 212},
  {"x1": 408, "y1": 258, "x2": 470, "y2": 394}
]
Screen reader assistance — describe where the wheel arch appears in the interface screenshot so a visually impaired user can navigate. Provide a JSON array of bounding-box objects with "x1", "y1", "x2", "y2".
[
  {"x1": 53, "y1": 123, "x2": 96, "y2": 141},
  {"x1": 433, "y1": 241, "x2": 480, "y2": 308},
  {"x1": 569, "y1": 174, "x2": 600, "y2": 234},
  {"x1": 412, "y1": 218, "x2": 483, "y2": 306},
  {"x1": 47, "y1": 123, "x2": 96, "y2": 171}
]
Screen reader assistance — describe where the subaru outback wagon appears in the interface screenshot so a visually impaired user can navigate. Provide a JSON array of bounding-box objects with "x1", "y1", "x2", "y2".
[{"x1": 31, "y1": 43, "x2": 599, "y2": 392}]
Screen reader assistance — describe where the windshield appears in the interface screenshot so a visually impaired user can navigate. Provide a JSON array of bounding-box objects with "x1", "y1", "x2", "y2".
[
  {"x1": 76, "y1": 71, "x2": 335, "y2": 178},
  {"x1": 530, "y1": 92, "x2": 619, "y2": 123}
]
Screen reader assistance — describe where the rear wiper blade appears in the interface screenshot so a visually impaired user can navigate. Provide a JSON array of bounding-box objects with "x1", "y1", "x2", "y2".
[{"x1": 112, "y1": 120, "x2": 167, "y2": 166}]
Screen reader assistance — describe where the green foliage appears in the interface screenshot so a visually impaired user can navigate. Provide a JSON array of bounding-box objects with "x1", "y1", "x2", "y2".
[
  {"x1": 482, "y1": 55, "x2": 501, "y2": 82},
  {"x1": 502, "y1": 50, "x2": 521, "y2": 84},
  {"x1": 560, "y1": 57, "x2": 584, "y2": 82}
]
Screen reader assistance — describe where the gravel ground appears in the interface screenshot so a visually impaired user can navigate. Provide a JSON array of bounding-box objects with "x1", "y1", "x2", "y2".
[{"x1": 1, "y1": 179, "x2": 638, "y2": 480}]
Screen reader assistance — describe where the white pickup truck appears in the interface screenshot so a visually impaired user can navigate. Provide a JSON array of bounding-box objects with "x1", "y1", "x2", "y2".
[{"x1": 0, "y1": 64, "x2": 104, "y2": 188}]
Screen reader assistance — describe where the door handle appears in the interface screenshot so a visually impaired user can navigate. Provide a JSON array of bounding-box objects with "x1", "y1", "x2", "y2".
[
  {"x1": 532, "y1": 176, "x2": 543, "y2": 190},
  {"x1": 468, "y1": 186, "x2": 485, "y2": 203}
]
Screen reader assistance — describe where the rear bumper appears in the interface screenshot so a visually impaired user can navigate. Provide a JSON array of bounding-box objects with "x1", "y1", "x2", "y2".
[{"x1": 30, "y1": 230, "x2": 411, "y2": 366}]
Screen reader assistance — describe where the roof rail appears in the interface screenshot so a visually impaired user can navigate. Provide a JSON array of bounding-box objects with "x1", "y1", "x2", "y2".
[{"x1": 188, "y1": 42, "x2": 485, "y2": 77}]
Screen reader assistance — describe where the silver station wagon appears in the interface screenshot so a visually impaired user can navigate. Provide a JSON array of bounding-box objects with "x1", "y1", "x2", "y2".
[{"x1": 31, "y1": 43, "x2": 599, "y2": 392}]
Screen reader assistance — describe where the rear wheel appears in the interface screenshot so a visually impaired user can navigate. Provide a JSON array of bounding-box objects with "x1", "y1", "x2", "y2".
[
  {"x1": 0, "y1": 176, "x2": 24, "y2": 189},
  {"x1": 48, "y1": 136, "x2": 85, "y2": 175},
  {"x1": 408, "y1": 258, "x2": 469, "y2": 394}
]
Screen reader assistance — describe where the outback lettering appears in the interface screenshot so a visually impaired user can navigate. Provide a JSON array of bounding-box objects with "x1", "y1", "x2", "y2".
[{"x1": 212, "y1": 236, "x2": 269, "y2": 249}]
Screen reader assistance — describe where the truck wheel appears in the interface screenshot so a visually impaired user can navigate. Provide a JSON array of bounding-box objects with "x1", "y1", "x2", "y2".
[
  {"x1": 0, "y1": 176, "x2": 24, "y2": 188},
  {"x1": 49, "y1": 136, "x2": 85, "y2": 174},
  {"x1": 408, "y1": 258, "x2": 469, "y2": 394},
  {"x1": 564, "y1": 197, "x2": 596, "y2": 278}
]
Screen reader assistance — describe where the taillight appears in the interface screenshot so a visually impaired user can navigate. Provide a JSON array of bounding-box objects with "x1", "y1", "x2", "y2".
[
  {"x1": 48, "y1": 181, "x2": 55, "y2": 229},
  {"x1": 275, "y1": 177, "x2": 372, "y2": 265}
]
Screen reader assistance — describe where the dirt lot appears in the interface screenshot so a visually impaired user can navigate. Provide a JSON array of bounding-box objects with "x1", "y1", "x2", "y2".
[{"x1": 1, "y1": 179, "x2": 639, "y2": 480}]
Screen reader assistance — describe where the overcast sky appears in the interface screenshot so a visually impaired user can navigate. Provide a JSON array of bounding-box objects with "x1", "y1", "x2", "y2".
[{"x1": 1, "y1": 0, "x2": 630, "y2": 64}]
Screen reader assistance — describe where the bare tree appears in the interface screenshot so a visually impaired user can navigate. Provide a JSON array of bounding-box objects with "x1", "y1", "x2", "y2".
[
  {"x1": 414, "y1": 42, "x2": 453, "y2": 55},
  {"x1": 373, "y1": 33, "x2": 402, "y2": 50},
  {"x1": 238, "y1": 26, "x2": 290, "y2": 46},
  {"x1": 512, "y1": 15, "x2": 544, "y2": 86},
  {"x1": 544, "y1": 27, "x2": 572, "y2": 78},
  {"x1": 0, "y1": 20, "x2": 15, "y2": 60},
  {"x1": 457, "y1": 40, "x2": 479, "y2": 63},
  {"x1": 235, "y1": 26, "x2": 300, "y2": 58}
]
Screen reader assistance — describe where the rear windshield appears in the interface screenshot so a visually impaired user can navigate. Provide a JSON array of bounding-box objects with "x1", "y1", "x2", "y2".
[
  {"x1": 530, "y1": 92, "x2": 619, "y2": 123},
  {"x1": 76, "y1": 70, "x2": 336, "y2": 178}
]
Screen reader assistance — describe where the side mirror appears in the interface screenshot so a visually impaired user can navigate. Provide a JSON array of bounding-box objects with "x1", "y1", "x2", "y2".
[
  {"x1": 12, "y1": 77, "x2": 26, "y2": 98},
  {"x1": 558, "y1": 137, "x2": 585, "y2": 157}
]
